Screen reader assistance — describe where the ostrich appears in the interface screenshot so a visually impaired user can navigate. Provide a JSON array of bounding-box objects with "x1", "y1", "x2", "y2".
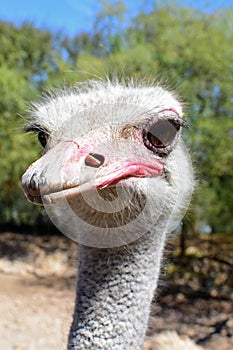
[{"x1": 21, "y1": 79, "x2": 194, "y2": 350}]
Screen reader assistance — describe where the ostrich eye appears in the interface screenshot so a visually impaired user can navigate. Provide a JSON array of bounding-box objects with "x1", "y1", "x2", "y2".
[
  {"x1": 143, "y1": 119, "x2": 181, "y2": 154},
  {"x1": 38, "y1": 131, "x2": 48, "y2": 148}
]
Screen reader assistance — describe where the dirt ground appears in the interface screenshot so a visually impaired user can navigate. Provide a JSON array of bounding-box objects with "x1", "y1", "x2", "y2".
[{"x1": 0, "y1": 232, "x2": 232, "y2": 350}]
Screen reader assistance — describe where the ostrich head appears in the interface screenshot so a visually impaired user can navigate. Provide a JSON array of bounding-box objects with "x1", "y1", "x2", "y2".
[
  {"x1": 22, "y1": 80, "x2": 193, "y2": 247},
  {"x1": 21, "y1": 80, "x2": 194, "y2": 349}
]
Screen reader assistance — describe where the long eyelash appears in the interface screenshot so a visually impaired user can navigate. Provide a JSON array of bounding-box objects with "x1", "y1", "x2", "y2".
[
  {"x1": 140, "y1": 114, "x2": 191, "y2": 130},
  {"x1": 172, "y1": 117, "x2": 190, "y2": 129},
  {"x1": 24, "y1": 124, "x2": 49, "y2": 134}
]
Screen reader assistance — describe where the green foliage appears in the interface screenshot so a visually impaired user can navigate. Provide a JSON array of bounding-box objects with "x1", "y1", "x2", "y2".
[
  {"x1": 0, "y1": 22, "x2": 52, "y2": 225},
  {"x1": 0, "y1": 2, "x2": 232, "y2": 233}
]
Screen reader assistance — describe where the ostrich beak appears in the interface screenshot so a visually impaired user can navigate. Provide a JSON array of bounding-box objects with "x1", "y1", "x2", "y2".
[{"x1": 22, "y1": 139, "x2": 164, "y2": 205}]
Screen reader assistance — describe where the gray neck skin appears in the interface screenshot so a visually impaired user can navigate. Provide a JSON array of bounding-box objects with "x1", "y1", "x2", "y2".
[{"x1": 68, "y1": 231, "x2": 166, "y2": 350}]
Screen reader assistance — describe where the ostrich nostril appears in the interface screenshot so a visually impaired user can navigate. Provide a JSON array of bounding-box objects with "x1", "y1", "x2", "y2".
[{"x1": 85, "y1": 153, "x2": 105, "y2": 168}]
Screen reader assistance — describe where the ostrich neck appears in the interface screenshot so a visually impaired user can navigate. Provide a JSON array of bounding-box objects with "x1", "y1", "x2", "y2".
[{"x1": 68, "y1": 231, "x2": 166, "y2": 350}]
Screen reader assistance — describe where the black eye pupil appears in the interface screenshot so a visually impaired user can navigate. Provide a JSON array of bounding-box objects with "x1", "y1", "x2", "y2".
[{"x1": 38, "y1": 131, "x2": 48, "y2": 148}]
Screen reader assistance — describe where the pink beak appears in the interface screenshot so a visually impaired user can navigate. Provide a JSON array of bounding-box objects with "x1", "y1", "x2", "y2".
[{"x1": 22, "y1": 139, "x2": 164, "y2": 205}]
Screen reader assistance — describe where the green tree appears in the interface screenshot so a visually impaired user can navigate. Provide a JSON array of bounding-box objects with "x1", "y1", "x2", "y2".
[
  {"x1": 0, "y1": 22, "x2": 59, "y2": 226},
  {"x1": 0, "y1": 2, "x2": 232, "y2": 235}
]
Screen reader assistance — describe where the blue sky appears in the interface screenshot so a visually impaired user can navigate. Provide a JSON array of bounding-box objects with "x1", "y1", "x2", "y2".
[{"x1": 0, "y1": 0, "x2": 232, "y2": 36}]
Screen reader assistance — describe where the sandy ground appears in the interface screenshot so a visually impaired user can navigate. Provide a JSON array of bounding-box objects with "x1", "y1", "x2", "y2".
[
  {"x1": 0, "y1": 232, "x2": 232, "y2": 350},
  {"x1": 0, "y1": 273, "x2": 73, "y2": 350}
]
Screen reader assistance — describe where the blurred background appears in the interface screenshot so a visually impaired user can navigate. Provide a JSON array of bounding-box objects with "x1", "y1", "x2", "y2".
[{"x1": 0, "y1": 1, "x2": 232, "y2": 349}]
